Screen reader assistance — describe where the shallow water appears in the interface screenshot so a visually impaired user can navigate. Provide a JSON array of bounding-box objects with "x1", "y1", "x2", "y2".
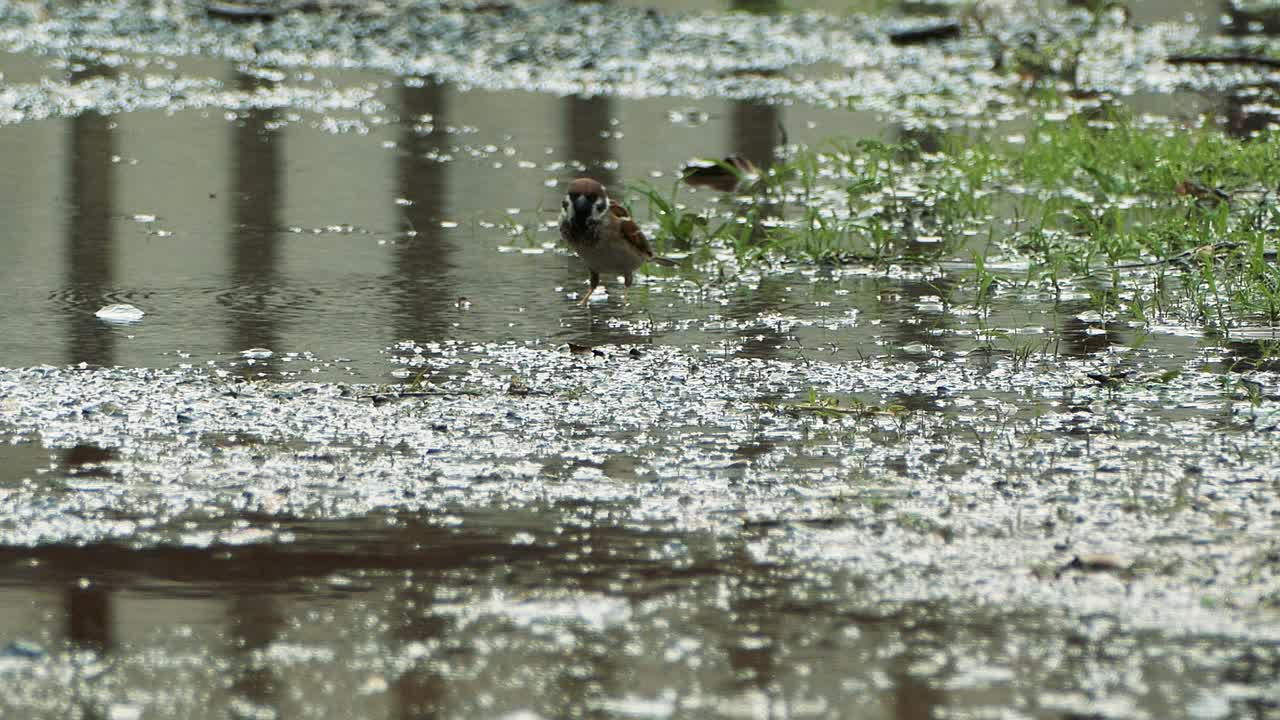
[
  {"x1": 2, "y1": 1, "x2": 1280, "y2": 718},
  {"x1": 0, "y1": 45, "x2": 1225, "y2": 380},
  {"x1": 0, "y1": 49, "x2": 893, "y2": 378}
]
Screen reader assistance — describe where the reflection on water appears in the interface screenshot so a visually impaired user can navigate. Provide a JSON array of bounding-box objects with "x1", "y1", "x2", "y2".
[
  {"x1": 66, "y1": 581, "x2": 112, "y2": 654},
  {"x1": 0, "y1": 47, "x2": 1239, "y2": 379},
  {"x1": 0, "y1": 511, "x2": 1265, "y2": 719},
  {"x1": 1221, "y1": 85, "x2": 1280, "y2": 139},
  {"x1": 567, "y1": 95, "x2": 616, "y2": 191},
  {"x1": 229, "y1": 72, "x2": 284, "y2": 376},
  {"x1": 393, "y1": 78, "x2": 455, "y2": 347},
  {"x1": 65, "y1": 64, "x2": 117, "y2": 368},
  {"x1": 7, "y1": 53, "x2": 903, "y2": 378},
  {"x1": 229, "y1": 591, "x2": 284, "y2": 712}
]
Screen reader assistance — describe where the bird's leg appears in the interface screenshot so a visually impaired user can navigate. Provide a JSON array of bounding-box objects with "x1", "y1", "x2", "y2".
[
  {"x1": 623, "y1": 272, "x2": 633, "y2": 305},
  {"x1": 578, "y1": 272, "x2": 600, "y2": 306}
]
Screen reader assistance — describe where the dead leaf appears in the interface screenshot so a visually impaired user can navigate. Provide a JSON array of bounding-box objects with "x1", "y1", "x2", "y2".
[{"x1": 1067, "y1": 553, "x2": 1131, "y2": 573}]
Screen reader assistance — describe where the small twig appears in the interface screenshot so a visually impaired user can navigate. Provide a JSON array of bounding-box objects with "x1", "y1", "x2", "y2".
[
  {"x1": 783, "y1": 404, "x2": 865, "y2": 416},
  {"x1": 889, "y1": 22, "x2": 962, "y2": 46},
  {"x1": 1090, "y1": 241, "x2": 1240, "y2": 275},
  {"x1": 391, "y1": 390, "x2": 484, "y2": 397},
  {"x1": 356, "y1": 390, "x2": 484, "y2": 402},
  {"x1": 1166, "y1": 54, "x2": 1280, "y2": 70}
]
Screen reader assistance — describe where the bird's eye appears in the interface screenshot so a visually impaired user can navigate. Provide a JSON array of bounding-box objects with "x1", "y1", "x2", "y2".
[{"x1": 595, "y1": 200, "x2": 605, "y2": 212}]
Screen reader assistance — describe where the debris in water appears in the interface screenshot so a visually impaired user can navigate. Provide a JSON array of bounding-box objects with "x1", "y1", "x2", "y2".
[
  {"x1": 205, "y1": 1, "x2": 285, "y2": 20},
  {"x1": 1066, "y1": 554, "x2": 1133, "y2": 574},
  {"x1": 889, "y1": 21, "x2": 962, "y2": 46},
  {"x1": 95, "y1": 304, "x2": 146, "y2": 323},
  {"x1": 506, "y1": 376, "x2": 530, "y2": 396}
]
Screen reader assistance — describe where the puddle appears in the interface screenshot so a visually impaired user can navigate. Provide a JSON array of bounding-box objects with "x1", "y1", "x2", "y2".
[
  {"x1": 0, "y1": 54, "x2": 1242, "y2": 380},
  {"x1": 2, "y1": 1, "x2": 1279, "y2": 718},
  {"x1": 0, "y1": 47, "x2": 909, "y2": 379},
  {"x1": 0, "y1": 511, "x2": 1275, "y2": 719}
]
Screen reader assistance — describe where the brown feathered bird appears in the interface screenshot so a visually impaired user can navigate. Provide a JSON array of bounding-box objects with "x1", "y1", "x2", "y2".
[{"x1": 558, "y1": 178, "x2": 676, "y2": 305}]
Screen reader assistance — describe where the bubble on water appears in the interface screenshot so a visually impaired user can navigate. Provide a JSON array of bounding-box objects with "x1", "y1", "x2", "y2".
[
  {"x1": 95, "y1": 303, "x2": 145, "y2": 323},
  {"x1": 1187, "y1": 691, "x2": 1232, "y2": 720},
  {"x1": 598, "y1": 691, "x2": 678, "y2": 718},
  {"x1": 107, "y1": 704, "x2": 143, "y2": 720},
  {"x1": 495, "y1": 712, "x2": 546, "y2": 720},
  {"x1": 1, "y1": 640, "x2": 44, "y2": 660},
  {"x1": 358, "y1": 674, "x2": 389, "y2": 695}
]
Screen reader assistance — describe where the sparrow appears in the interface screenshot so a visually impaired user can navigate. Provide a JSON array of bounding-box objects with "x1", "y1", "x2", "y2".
[{"x1": 559, "y1": 177, "x2": 677, "y2": 305}]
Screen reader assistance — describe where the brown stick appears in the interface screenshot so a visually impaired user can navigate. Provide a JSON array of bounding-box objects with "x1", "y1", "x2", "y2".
[{"x1": 1166, "y1": 54, "x2": 1280, "y2": 70}]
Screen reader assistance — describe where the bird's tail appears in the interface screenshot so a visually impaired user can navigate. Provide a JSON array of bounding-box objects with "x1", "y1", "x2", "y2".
[{"x1": 651, "y1": 256, "x2": 678, "y2": 267}]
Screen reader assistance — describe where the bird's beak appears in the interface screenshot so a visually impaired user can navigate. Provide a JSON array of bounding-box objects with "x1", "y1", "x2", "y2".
[{"x1": 572, "y1": 196, "x2": 593, "y2": 227}]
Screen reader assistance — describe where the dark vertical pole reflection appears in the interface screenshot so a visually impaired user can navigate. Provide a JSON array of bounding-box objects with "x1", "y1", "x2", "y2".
[
  {"x1": 893, "y1": 126, "x2": 944, "y2": 258},
  {"x1": 228, "y1": 594, "x2": 284, "y2": 712},
  {"x1": 393, "y1": 79, "x2": 454, "y2": 346},
  {"x1": 567, "y1": 95, "x2": 616, "y2": 190},
  {"x1": 729, "y1": 0, "x2": 778, "y2": 165},
  {"x1": 720, "y1": 547, "x2": 783, "y2": 716},
  {"x1": 228, "y1": 71, "x2": 283, "y2": 375},
  {"x1": 880, "y1": 276, "x2": 958, "y2": 414},
  {"x1": 725, "y1": 3, "x2": 781, "y2": 252},
  {"x1": 67, "y1": 582, "x2": 113, "y2": 653},
  {"x1": 888, "y1": 635, "x2": 948, "y2": 720},
  {"x1": 728, "y1": 99, "x2": 782, "y2": 254},
  {"x1": 890, "y1": 670, "x2": 947, "y2": 719},
  {"x1": 63, "y1": 67, "x2": 118, "y2": 714},
  {"x1": 881, "y1": 125, "x2": 955, "y2": 406},
  {"x1": 565, "y1": 0, "x2": 614, "y2": 187},
  {"x1": 1058, "y1": 300, "x2": 1121, "y2": 358},
  {"x1": 65, "y1": 65, "x2": 117, "y2": 367},
  {"x1": 68, "y1": 579, "x2": 112, "y2": 720},
  {"x1": 723, "y1": 96, "x2": 785, "y2": 361},
  {"x1": 729, "y1": 100, "x2": 778, "y2": 173},
  {"x1": 1220, "y1": 89, "x2": 1280, "y2": 140},
  {"x1": 393, "y1": 604, "x2": 450, "y2": 719}
]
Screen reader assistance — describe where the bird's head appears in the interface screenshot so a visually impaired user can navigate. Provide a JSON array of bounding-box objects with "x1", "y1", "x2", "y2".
[{"x1": 562, "y1": 177, "x2": 609, "y2": 231}]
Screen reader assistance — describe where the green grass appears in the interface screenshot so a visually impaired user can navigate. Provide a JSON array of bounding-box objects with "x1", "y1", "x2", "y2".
[{"x1": 632, "y1": 108, "x2": 1280, "y2": 332}]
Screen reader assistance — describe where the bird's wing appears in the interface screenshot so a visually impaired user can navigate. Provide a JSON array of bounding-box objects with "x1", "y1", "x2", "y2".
[
  {"x1": 609, "y1": 200, "x2": 655, "y2": 258},
  {"x1": 607, "y1": 200, "x2": 632, "y2": 220}
]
